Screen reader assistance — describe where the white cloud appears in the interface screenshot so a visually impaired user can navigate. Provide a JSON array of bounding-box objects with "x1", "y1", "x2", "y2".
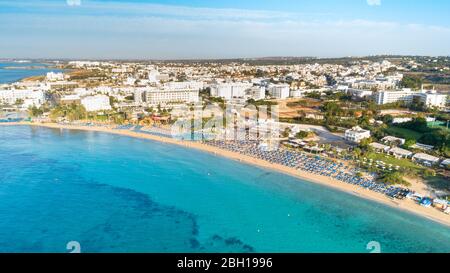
[
  {"x1": 1, "y1": 0, "x2": 450, "y2": 58},
  {"x1": 367, "y1": 0, "x2": 381, "y2": 6},
  {"x1": 67, "y1": 0, "x2": 81, "y2": 7}
]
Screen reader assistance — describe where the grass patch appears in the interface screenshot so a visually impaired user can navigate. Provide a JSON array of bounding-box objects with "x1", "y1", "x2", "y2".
[
  {"x1": 428, "y1": 121, "x2": 449, "y2": 132},
  {"x1": 385, "y1": 126, "x2": 423, "y2": 141},
  {"x1": 364, "y1": 152, "x2": 425, "y2": 172}
]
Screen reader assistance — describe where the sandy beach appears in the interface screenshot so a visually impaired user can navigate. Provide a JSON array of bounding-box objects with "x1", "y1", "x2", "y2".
[{"x1": 2, "y1": 121, "x2": 450, "y2": 228}]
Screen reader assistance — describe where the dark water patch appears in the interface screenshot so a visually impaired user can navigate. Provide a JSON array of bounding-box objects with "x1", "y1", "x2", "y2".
[{"x1": 197, "y1": 235, "x2": 255, "y2": 253}]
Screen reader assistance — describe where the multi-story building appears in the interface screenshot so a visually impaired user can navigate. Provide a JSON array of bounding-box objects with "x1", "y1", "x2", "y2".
[
  {"x1": 375, "y1": 89, "x2": 448, "y2": 108},
  {"x1": 144, "y1": 88, "x2": 199, "y2": 106},
  {"x1": 351, "y1": 79, "x2": 396, "y2": 91},
  {"x1": 245, "y1": 86, "x2": 266, "y2": 100},
  {"x1": 268, "y1": 84, "x2": 290, "y2": 99},
  {"x1": 81, "y1": 95, "x2": 112, "y2": 112},
  {"x1": 344, "y1": 126, "x2": 371, "y2": 143},
  {"x1": 60, "y1": 94, "x2": 81, "y2": 105},
  {"x1": 46, "y1": 72, "x2": 65, "y2": 82},
  {"x1": 413, "y1": 91, "x2": 448, "y2": 109},
  {"x1": 375, "y1": 88, "x2": 416, "y2": 105},
  {"x1": 163, "y1": 81, "x2": 204, "y2": 91},
  {"x1": 133, "y1": 89, "x2": 145, "y2": 105},
  {"x1": 210, "y1": 83, "x2": 253, "y2": 100},
  {"x1": 0, "y1": 89, "x2": 45, "y2": 106}
]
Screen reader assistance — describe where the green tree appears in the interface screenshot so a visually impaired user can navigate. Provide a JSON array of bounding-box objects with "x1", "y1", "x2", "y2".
[
  {"x1": 295, "y1": 131, "x2": 309, "y2": 139},
  {"x1": 282, "y1": 127, "x2": 291, "y2": 138},
  {"x1": 400, "y1": 75, "x2": 423, "y2": 90},
  {"x1": 382, "y1": 114, "x2": 394, "y2": 124},
  {"x1": 380, "y1": 171, "x2": 410, "y2": 186},
  {"x1": 28, "y1": 106, "x2": 44, "y2": 117},
  {"x1": 404, "y1": 139, "x2": 416, "y2": 148}
]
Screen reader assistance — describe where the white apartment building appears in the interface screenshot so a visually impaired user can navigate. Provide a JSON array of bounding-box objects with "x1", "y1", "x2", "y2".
[
  {"x1": 210, "y1": 83, "x2": 253, "y2": 100},
  {"x1": 375, "y1": 89, "x2": 448, "y2": 108},
  {"x1": 351, "y1": 79, "x2": 396, "y2": 90},
  {"x1": 145, "y1": 88, "x2": 199, "y2": 106},
  {"x1": 268, "y1": 84, "x2": 290, "y2": 99},
  {"x1": 148, "y1": 70, "x2": 170, "y2": 83},
  {"x1": 414, "y1": 91, "x2": 447, "y2": 109},
  {"x1": 46, "y1": 72, "x2": 65, "y2": 81},
  {"x1": 134, "y1": 89, "x2": 145, "y2": 104},
  {"x1": 81, "y1": 95, "x2": 112, "y2": 112},
  {"x1": 163, "y1": 81, "x2": 204, "y2": 90},
  {"x1": 0, "y1": 89, "x2": 45, "y2": 106},
  {"x1": 245, "y1": 86, "x2": 266, "y2": 100},
  {"x1": 375, "y1": 88, "x2": 416, "y2": 105},
  {"x1": 345, "y1": 126, "x2": 371, "y2": 143}
]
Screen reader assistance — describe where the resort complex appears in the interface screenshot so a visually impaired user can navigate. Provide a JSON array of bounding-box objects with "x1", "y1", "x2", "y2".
[
  {"x1": 1, "y1": 0, "x2": 450, "y2": 258},
  {"x1": 1, "y1": 56, "x2": 450, "y2": 227}
]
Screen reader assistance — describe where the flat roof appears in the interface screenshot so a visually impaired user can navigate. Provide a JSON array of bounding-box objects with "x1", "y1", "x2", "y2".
[
  {"x1": 389, "y1": 147, "x2": 413, "y2": 156},
  {"x1": 370, "y1": 142, "x2": 390, "y2": 150},
  {"x1": 382, "y1": 136, "x2": 405, "y2": 142},
  {"x1": 413, "y1": 153, "x2": 440, "y2": 162}
]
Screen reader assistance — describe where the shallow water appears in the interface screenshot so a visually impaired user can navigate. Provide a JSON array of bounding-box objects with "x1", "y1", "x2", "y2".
[
  {"x1": 0, "y1": 126, "x2": 449, "y2": 253},
  {"x1": 0, "y1": 62, "x2": 63, "y2": 83}
]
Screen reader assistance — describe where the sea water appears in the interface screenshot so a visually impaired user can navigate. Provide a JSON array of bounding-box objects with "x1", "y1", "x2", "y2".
[
  {"x1": 0, "y1": 62, "x2": 63, "y2": 84},
  {"x1": 0, "y1": 126, "x2": 449, "y2": 253}
]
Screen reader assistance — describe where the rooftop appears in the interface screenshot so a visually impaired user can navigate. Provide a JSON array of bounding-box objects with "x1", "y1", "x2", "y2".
[
  {"x1": 370, "y1": 142, "x2": 390, "y2": 151},
  {"x1": 413, "y1": 153, "x2": 440, "y2": 162},
  {"x1": 389, "y1": 147, "x2": 413, "y2": 156}
]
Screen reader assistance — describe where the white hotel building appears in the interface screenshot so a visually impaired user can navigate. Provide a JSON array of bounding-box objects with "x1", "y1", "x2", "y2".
[
  {"x1": 46, "y1": 72, "x2": 65, "y2": 82},
  {"x1": 144, "y1": 88, "x2": 199, "y2": 106},
  {"x1": 268, "y1": 84, "x2": 290, "y2": 99},
  {"x1": 0, "y1": 89, "x2": 45, "y2": 107},
  {"x1": 210, "y1": 83, "x2": 253, "y2": 100},
  {"x1": 163, "y1": 81, "x2": 204, "y2": 91},
  {"x1": 81, "y1": 95, "x2": 112, "y2": 112},
  {"x1": 414, "y1": 91, "x2": 448, "y2": 108},
  {"x1": 375, "y1": 89, "x2": 448, "y2": 108},
  {"x1": 345, "y1": 126, "x2": 371, "y2": 143},
  {"x1": 375, "y1": 88, "x2": 416, "y2": 105}
]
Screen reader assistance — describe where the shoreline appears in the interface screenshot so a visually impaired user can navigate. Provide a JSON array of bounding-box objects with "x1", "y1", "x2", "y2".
[{"x1": 2, "y1": 121, "x2": 450, "y2": 228}]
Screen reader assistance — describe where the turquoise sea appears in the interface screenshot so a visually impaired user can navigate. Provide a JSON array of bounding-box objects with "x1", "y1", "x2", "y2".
[
  {"x1": 0, "y1": 125, "x2": 449, "y2": 253},
  {"x1": 0, "y1": 62, "x2": 63, "y2": 84}
]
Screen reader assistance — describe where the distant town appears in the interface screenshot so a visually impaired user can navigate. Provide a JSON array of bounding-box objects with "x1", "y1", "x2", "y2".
[{"x1": 1, "y1": 56, "x2": 449, "y2": 217}]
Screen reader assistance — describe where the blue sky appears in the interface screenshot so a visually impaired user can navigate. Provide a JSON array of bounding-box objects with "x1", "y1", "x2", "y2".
[{"x1": 1, "y1": 0, "x2": 449, "y2": 59}]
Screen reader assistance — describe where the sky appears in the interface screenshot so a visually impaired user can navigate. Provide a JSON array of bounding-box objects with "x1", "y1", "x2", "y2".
[{"x1": 0, "y1": 0, "x2": 450, "y2": 59}]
